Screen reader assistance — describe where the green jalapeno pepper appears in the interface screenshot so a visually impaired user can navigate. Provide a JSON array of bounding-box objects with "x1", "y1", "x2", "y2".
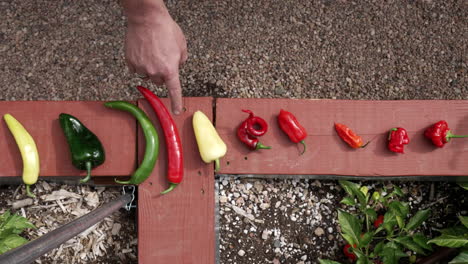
[
  {"x1": 59, "y1": 113, "x2": 105, "y2": 183},
  {"x1": 104, "y1": 101, "x2": 159, "y2": 185}
]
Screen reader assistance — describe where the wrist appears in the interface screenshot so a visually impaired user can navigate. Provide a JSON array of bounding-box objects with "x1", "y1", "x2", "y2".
[{"x1": 122, "y1": 0, "x2": 170, "y2": 25}]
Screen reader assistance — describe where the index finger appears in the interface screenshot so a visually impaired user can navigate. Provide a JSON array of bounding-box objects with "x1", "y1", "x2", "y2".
[{"x1": 165, "y1": 73, "x2": 183, "y2": 115}]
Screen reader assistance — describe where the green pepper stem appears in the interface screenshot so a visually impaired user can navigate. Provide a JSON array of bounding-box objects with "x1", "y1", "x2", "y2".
[
  {"x1": 26, "y1": 185, "x2": 35, "y2": 198},
  {"x1": 215, "y1": 159, "x2": 220, "y2": 172},
  {"x1": 255, "y1": 142, "x2": 272, "y2": 150},
  {"x1": 161, "y1": 183, "x2": 178, "y2": 194},
  {"x1": 115, "y1": 178, "x2": 132, "y2": 185},
  {"x1": 80, "y1": 161, "x2": 92, "y2": 183},
  {"x1": 360, "y1": 141, "x2": 371, "y2": 148},
  {"x1": 299, "y1": 140, "x2": 306, "y2": 155}
]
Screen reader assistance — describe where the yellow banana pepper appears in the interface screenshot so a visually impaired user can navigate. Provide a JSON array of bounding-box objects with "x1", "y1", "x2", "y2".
[
  {"x1": 193, "y1": 111, "x2": 227, "y2": 171},
  {"x1": 4, "y1": 114, "x2": 40, "y2": 198}
]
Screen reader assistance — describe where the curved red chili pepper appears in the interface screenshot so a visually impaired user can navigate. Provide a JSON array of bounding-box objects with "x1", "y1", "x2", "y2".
[
  {"x1": 242, "y1": 109, "x2": 268, "y2": 137},
  {"x1": 424, "y1": 120, "x2": 468, "y2": 147},
  {"x1": 237, "y1": 120, "x2": 271, "y2": 150},
  {"x1": 388, "y1": 127, "x2": 410, "y2": 153},
  {"x1": 277, "y1": 109, "x2": 307, "y2": 155},
  {"x1": 137, "y1": 86, "x2": 183, "y2": 194}
]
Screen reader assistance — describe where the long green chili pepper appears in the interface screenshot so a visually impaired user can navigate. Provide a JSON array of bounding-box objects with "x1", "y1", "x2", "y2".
[{"x1": 104, "y1": 101, "x2": 159, "y2": 185}]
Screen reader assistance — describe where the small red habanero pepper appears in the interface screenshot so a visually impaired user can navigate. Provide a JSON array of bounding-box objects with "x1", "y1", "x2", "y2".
[
  {"x1": 424, "y1": 120, "x2": 468, "y2": 148},
  {"x1": 335, "y1": 123, "x2": 370, "y2": 149},
  {"x1": 137, "y1": 86, "x2": 183, "y2": 194},
  {"x1": 277, "y1": 109, "x2": 307, "y2": 155},
  {"x1": 374, "y1": 215, "x2": 384, "y2": 228},
  {"x1": 237, "y1": 110, "x2": 271, "y2": 150},
  {"x1": 343, "y1": 244, "x2": 357, "y2": 261},
  {"x1": 388, "y1": 127, "x2": 410, "y2": 153}
]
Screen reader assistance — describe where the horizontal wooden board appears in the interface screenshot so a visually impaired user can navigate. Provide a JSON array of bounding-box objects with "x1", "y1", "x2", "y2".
[
  {"x1": 0, "y1": 101, "x2": 137, "y2": 178},
  {"x1": 137, "y1": 97, "x2": 215, "y2": 264},
  {"x1": 216, "y1": 98, "x2": 468, "y2": 177}
]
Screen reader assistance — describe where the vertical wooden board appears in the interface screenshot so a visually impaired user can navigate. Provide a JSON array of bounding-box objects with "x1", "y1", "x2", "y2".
[
  {"x1": 0, "y1": 101, "x2": 136, "y2": 177},
  {"x1": 216, "y1": 98, "x2": 468, "y2": 177},
  {"x1": 137, "y1": 97, "x2": 215, "y2": 264}
]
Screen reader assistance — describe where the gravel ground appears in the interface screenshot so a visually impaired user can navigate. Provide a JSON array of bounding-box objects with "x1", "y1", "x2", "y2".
[{"x1": 1, "y1": 0, "x2": 467, "y2": 263}]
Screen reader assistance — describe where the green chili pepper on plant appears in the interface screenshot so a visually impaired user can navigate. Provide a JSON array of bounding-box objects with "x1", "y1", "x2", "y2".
[{"x1": 104, "y1": 101, "x2": 159, "y2": 185}]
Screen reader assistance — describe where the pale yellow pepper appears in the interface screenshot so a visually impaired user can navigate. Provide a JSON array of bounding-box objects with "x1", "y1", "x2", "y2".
[
  {"x1": 4, "y1": 114, "x2": 40, "y2": 198},
  {"x1": 193, "y1": 111, "x2": 227, "y2": 171}
]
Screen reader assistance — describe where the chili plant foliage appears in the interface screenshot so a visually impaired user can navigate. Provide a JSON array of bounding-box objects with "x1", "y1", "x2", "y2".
[
  {"x1": 319, "y1": 180, "x2": 432, "y2": 264},
  {"x1": 0, "y1": 211, "x2": 35, "y2": 254}
]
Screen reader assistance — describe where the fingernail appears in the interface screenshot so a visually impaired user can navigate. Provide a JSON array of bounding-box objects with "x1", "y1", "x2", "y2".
[{"x1": 173, "y1": 110, "x2": 181, "y2": 115}]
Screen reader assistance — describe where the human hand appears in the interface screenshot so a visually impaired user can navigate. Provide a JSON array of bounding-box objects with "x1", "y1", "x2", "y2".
[{"x1": 124, "y1": 13, "x2": 187, "y2": 115}]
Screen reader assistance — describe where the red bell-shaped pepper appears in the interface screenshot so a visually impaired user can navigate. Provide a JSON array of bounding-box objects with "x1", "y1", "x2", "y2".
[
  {"x1": 388, "y1": 127, "x2": 410, "y2": 153},
  {"x1": 424, "y1": 120, "x2": 468, "y2": 147},
  {"x1": 277, "y1": 109, "x2": 307, "y2": 155}
]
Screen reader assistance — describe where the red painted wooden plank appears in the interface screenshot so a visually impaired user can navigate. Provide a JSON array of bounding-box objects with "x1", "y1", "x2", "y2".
[
  {"x1": 0, "y1": 101, "x2": 136, "y2": 178},
  {"x1": 137, "y1": 97, "x2": 215, "y2": 264},
  {"x1": 216, "y1": 98, "x2": 468, "y2": 177}
]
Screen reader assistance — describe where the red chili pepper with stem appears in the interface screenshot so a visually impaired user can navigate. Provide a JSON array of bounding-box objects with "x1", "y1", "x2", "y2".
[
  {"x1": 335, "y1": 123, "x2": 370, "y2": 149},
  {"x1": 388, "y1": 127, "x2": 410, "y2": 153},
  {"x1": 277, "y1": 109, "x2": 307, "y2": 155},
  {"x1": 237, "y1": 119, "x2": 271, "y2": 150},
  {"x1": 137, "y1": 86, "x2": 183, "y2": 194},
  {"x1": 424, "y1": 120, "x2": 468, "y2": 148},
  {"x1": 237, "y1": 110, "x2": 271, "y2": 150}
]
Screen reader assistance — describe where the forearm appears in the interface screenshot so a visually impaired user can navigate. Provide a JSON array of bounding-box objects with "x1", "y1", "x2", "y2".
[{"x1": 121, "y1": 0, "x2": 170, "y2": 24}]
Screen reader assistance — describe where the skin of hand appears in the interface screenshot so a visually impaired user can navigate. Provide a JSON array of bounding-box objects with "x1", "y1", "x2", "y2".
[{"x1": 122, "y1": 0, "x2": 188, "y2": 115}]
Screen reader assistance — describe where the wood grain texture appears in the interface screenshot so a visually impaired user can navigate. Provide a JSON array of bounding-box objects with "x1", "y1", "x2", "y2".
[
  {"x1": 0, "y1": 101, "x2": 136, "y2": 178},
  {"x1": 216, "y1": 98, "x2": 468, "y2": 177},
  {"x1": 137, "y1": 97, "x2": 215, "y2": 264}
]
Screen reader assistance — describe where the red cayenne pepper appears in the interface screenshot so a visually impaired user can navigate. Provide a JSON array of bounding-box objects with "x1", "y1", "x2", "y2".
[
  {"x1": 343, "y1": 244, "x2": 357, "y2": 261},
  {"x1": 237, "y1": 110, "x2": 271, "y2": 150},
  {"x1": 388, "y1": 127, "x2": 410, "y2": 153},
  {"x1": 335, "y1": 123, "x2": 370, "y2": 149},
  {"x1": 137, "y1": 86, "x2": 183, "y2": 194},
  {"x1": 424, "y1": 120, "x2": 468, "y2": 147},
  {"x1": 277, "y1": 109, "x2": 307, "y2": 155}
]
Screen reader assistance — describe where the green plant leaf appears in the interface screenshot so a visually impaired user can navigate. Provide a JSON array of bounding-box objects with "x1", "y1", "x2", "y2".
[
  {"x1": 373, "y1": 241, "x2": 385, "y2": 256},
  {"x1": 383, "y1": 211, "x2": 397, "y2": 234},
  {"x1": 318, "y1": 259, "x2": 343, "y2": 264},
  {"x1": 339, "y1": 181, "x2": 367, "y2": 207},
  {"x1": 388, "y1": 201, "x2": 409, "y2": 218},
  {"x1": 392, "y1": 185, "x2": 404, "y2": 197},
  {"x1": 438, "y1": 226, "x2": 468, "y2": 236},
  {"x1": 338, "y1": 210, "x2": 362, "y2": 246},
  {"x1": 341, "y1": 233, "x2": 355, "y2": 246},
  {"x1": 449, "y1": 251, "x2": 468, "y2": 264},
  {"x1": 379, "y1": 247, "x2": 406, "y2": 264},
  {"x1": 359, "y1": 232, "x2": 374, "y2": 248},
  {"x1": 341, "y1": 197, "x2": 356, "y2": 206},
  {"x1": 458, "y1": 182, "x2": 468, "y2": 190},
  {"x1": 459, "y1": 216, "x2": 468, "y2": 229},
  {"x1": 406, "y1": 209, "x2": 431, "y2": 231},
  {"x1": 356, "y1": 255, "x2": 370, "y2": 264},
  {"x1": 412, "y1": 233, "x2": 432, "y2": 251},
  {"x1": 0, "y1": 234, "x2": 28, "y2": 254},
  {"x1": 364, "y1": 208, "x2": 377, "y2": 223},
  {"x1": 394, "y1": 236, "x2": 427, "y2": 255},
  {"x1": 428, "y1": 234, "x2": 468, "y2": 248}
]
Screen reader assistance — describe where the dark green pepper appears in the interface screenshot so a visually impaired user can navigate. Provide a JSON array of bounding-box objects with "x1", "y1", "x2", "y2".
[{"x1": 59, "y1": 113, "x2": 106, "y2": 183}]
